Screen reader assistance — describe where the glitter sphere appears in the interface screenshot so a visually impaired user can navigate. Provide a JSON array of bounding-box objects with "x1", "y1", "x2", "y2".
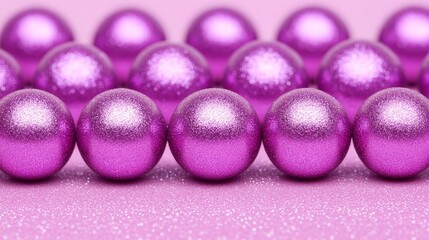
[
  {"x1": 318, "y1": 40, "x2": 405, "y2": 120},
  {"x1": 128, "y1": 43, "x2": 212, "y2": 121},
  {"x1": 0, "y1": 50, "x2": 24, "y2": 98},
  {"x1": 77, "y1": 89, "x2": 167, "y2": 180},
  {"x1": 263, "y1": 89, "x2": 351, "y2": 178},
  {"x1": 33, "y1": 43, "x2": 118, "y2": 120},
  {"x1": 224, "y1": 41, "x2": 308, "y2": 120},
  {"x1": 354, "y1": 88, "x2": 429, "y2": 178},
  {"x1": 0, "y1": 9, "x2": 73, "y2": 82},
  {"x1": 277, "y1": 7, "x2": 349, "y2": 79},
  {"x1": 168, "y1": 88, "x2": 261, "y2": 181},
  {"x1": 379, "y1": 7, "x2": 429, "y2": 84},
  {"x1": 0, "y1": 89, "x2": 75, "y2": 180},
  {"x1": 94, "y1": 9, "x2": 165, "y2": 82},
  {"x1": 186, "y1": 8, "x2": 257, "y2": 81}
]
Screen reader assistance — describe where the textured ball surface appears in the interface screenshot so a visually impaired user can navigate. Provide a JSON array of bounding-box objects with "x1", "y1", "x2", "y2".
[
  {"x1": 318, "y1": 40, "x2": 405, "y2": 120},
  {"x1": 277, "y1": 7, "x2": 349, "y2": 79},
  {"x1": 0, "y1": 50, "x2": 24, "y2": 98},
  {"x1": 94, "y1": 9, "x2": 165, "y2": 82},
  {"x1": 168, "y1": 88, "x2": 261, "y2": 180},
  {"x1": 0, "y1": 89, "x2": 75, "y2": 180},
  {"x1": 354, "y1": 88, "x2": 429, "y2": 178},
  {"x1": 263, "y1": 89, "x2": 351, "y2": 178},
  {"x1": 34, "y1": 43, "x2": 118, "y2": 120},
  {"x1": 379, "y1": 7, "x2": 429, "y2": 83},
  {"x1": 77, "y1": 89, "x2": 167, "y2": 180},
  {"x1": 0, "y1": 9, "x2": 73, "y2": 82},
  {"x1": 186, "y1": 8, "x2": 257, "y2": 81},
  {"x1": 224, "y1": 41, "x2": 308, "y2": 120},
  {"x1": 129, "y1": 43, "x2": 212, "y2": 121}
]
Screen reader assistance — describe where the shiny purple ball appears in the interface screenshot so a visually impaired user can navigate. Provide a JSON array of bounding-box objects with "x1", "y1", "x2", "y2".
[
  {"x1": 0, "y1": 9, "x2": 73, "y2": 82},
  {"x1": 0, "y1": 50, "x2": 24, "y2": 98},
  {"x1": 128, "y1": 43, "x2": 212, "y2": 121},
  {"x1": 379, "y1": 7, "x2": 429, "y2": 84},
  {"x1": 354, "y1": 88, "x2": 429, "y2": 178},
  {"x1": 77, "y1": 88, "x2": 167, "y2": 180},
  {"x1": 186, "y1": 8, "x2": 257, "y2": 81},
  {"x1": 318, "y1": 40, "x2": 405, "y2": 120},
  {"x1": 277, "y1": 7, "x2": 349, "y2": 79},
  {"x1": 418, "y1": 54, "x2": 429, "y2": 97},
  {"x1": 33, "y1": 43, "x2": 118, "y2": 120},
  {"x1": 263, "y1": 89, "x2": 351, "y2": 178},
  {"x1": 0, "y1": 89, "x2": 75, "y2": 180},
  {"x1": 94, "y1": 9, "x2": 165, "y2": 82},
  {"x1": 224, "y1": 41, "x2": 308, "y2": 120},
  {"x1": 168, "y1": 88, "x2": 261, "y2": 181}
]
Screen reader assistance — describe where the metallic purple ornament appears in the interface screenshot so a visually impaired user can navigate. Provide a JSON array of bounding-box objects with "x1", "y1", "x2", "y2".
[
  {"x1": 224, "y1": 41, "x2": 308, "y2": 120},
  {"x1": 379, "y1": 7, "x2": 429, "y2": 84},
  {"x1": 77, "y1": 88, "x2": 167, "y2": 180},
  {"x1": 94, "y1": 9, "x2": 166, "y2": 82},
  {"x1": 419, "y1": 53, "x2": 429, "y2": 97},
  {"x1": 186, "y1": 8, "x2": 257, "y2": 81},
  {"x1": 128, "y1": 43, "x2": 212, "y2": 121},
  {"x1": 0, "y1": 89, "x2": 75, "y2": 180},
  {"x1": 263, "y1": 89, "x2": 351, "y2": 178},
  {"x1": 354, "y1": 88, "x2": 429, "y2": 178},
  {"x1": 168, "y1": 88, "x2": 261, "y2": 181},
  {"x1": 33, "y1": 43, "x2": 118, "y2": 120},
  {"x1": 277, "y1": 7, "x2": 349, "y2": 79},
  {"x1": 318, "y1": 40, "x2": 405, "y2": 120},
  {"x1": 0, "y1": 9, "x2": 74, "y2": 82},
  {"x1": 0, "y1": 50, "x2": 24, "y2": 98}
]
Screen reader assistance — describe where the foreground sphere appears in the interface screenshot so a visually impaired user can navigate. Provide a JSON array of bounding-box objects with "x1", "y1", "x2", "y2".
[
  {"x1": 224, "y1": 41, "x2": 308, "y2": 120},
  {"x1": 318, "y1": 40, "x2": 405, "y2": 120},
  {"x1": 263, "y1": 89, "x2": 351, "y2": 178},
  {"x1": 0, "y1": 50, "x2": 24, "y2": 98},
  {"x1": 0, "y1": 9, "x2": 74, "y2": 82},
  {"x1": 94, "y1": 9, "x2": 165, "y2": 82},
  {"x1": 379, "y1": 7, "x2": 429, "y2": 83},
  {"x1": 0, "y1": 89, "x2": 75, "y2": 180},
  {"x1": 186, "y1": 8, "x2": 257, "y2": 81},
  {"x1": 277, "y1": 7, "x2": 349, "y2": 79},
  {"x1": 168, "y1": 88, "x2": 261, "y2": 180},
  {"x1": 354, "y1": 88, "x2": 429, "y2": 178},
  {"x1": 34, "y1": 43, "x2": 118, "y2": 120},
  {"x1": 77, "y1": 89, "x2": 167, "y2": 180},
  {"x1": 129, "y1": 43, "x2": 212, "y2": 121}
]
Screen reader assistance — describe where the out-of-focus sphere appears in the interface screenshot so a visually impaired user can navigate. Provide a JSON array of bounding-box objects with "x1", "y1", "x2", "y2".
[
  {"x1": 277, "y1": 7, "x2": 349, "y2": 79},
  {"x1": 168, "y1": 88, "x2": 261, "y2": 181},
  {"x1": 418, "y1": 53, "x2": 429, "y2": 97},
  {"x1": 379, "y1": 7, "x2": 429, "y2": 84},
  {"x1": 354, "y1": 88, "x2": 429, "y2": 178},
  {"x1": 94, "y1": 9, "x2": 166, "y2": 82},
  {"x1": 0, "y1": 89, "x2": 75, "y2": 180},
  {"x1": 224, "y1": 41, "x2": 308, "y2": 120},
  {"x1": 0, "y1": 50, "x2": 24, "y2": 98},
  {"x1": 33, "y1": 43, "x2": 118, "y2": 120},
  {"x1": 318, "y1": 40, "x2": 405, "y2": 120},
  {"x1": 186, "y1": 8, "x2": 257, "y2": 81},
  {"x1": 128, "y1": 43, "x2": 212, "y2": 121},
  {"x1": 77, "y1": 89, "x2": 167, "y2": 180},
  {"x1": 0, "y1": 9, "x2": 74, "y2": 82}
]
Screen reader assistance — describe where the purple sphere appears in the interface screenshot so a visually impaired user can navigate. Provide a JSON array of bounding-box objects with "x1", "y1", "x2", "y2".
[
  {"x1": 379, "y1": 7, "x2": 429, "y2": 84},
  {"x1": 354, "y1": 88, "x2": 429, "y2": 178},
  {"x1": 168, "y1": 88, "x2": 261, "y2": 181},
  {"x1": 128, "y1": 43, "x2": 212, "y2": 121},
  {"x1": 263, "y1": 89, "x2": 351, "y2": 178},
  {"x1": 0, "y1": 9, "x2": 74, "y2": 82},
  {"x1": 318, "y1": 40, "x2": 405, "y2": 120},
  {"x1": 0, "y1": 50, "x2": 24, "y2": 98},
  {"x1": 33, "y1": 43, "x2": 118, "y2": 120},
  {"x1": 186, "y1": 8, "x2": 257, "y2": 81},
  {"x1": 77, "y1": 89, "x2": 167, "y2": 180},
  {"x1": 277, "y1": 7, "x2": 349, "y2": 79},
  {"x1": 94, "y1": 9, "x2": 166, "y2": 82},
  {"x1": 418, "y1": 54, "x2": 429, "y2": 97},
  {"x1": 224, "y1": 41, "x2": 308, "y2": 120},
  {"x1": 0, "y1": 89, "x2": 75, "y2": 180}
]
